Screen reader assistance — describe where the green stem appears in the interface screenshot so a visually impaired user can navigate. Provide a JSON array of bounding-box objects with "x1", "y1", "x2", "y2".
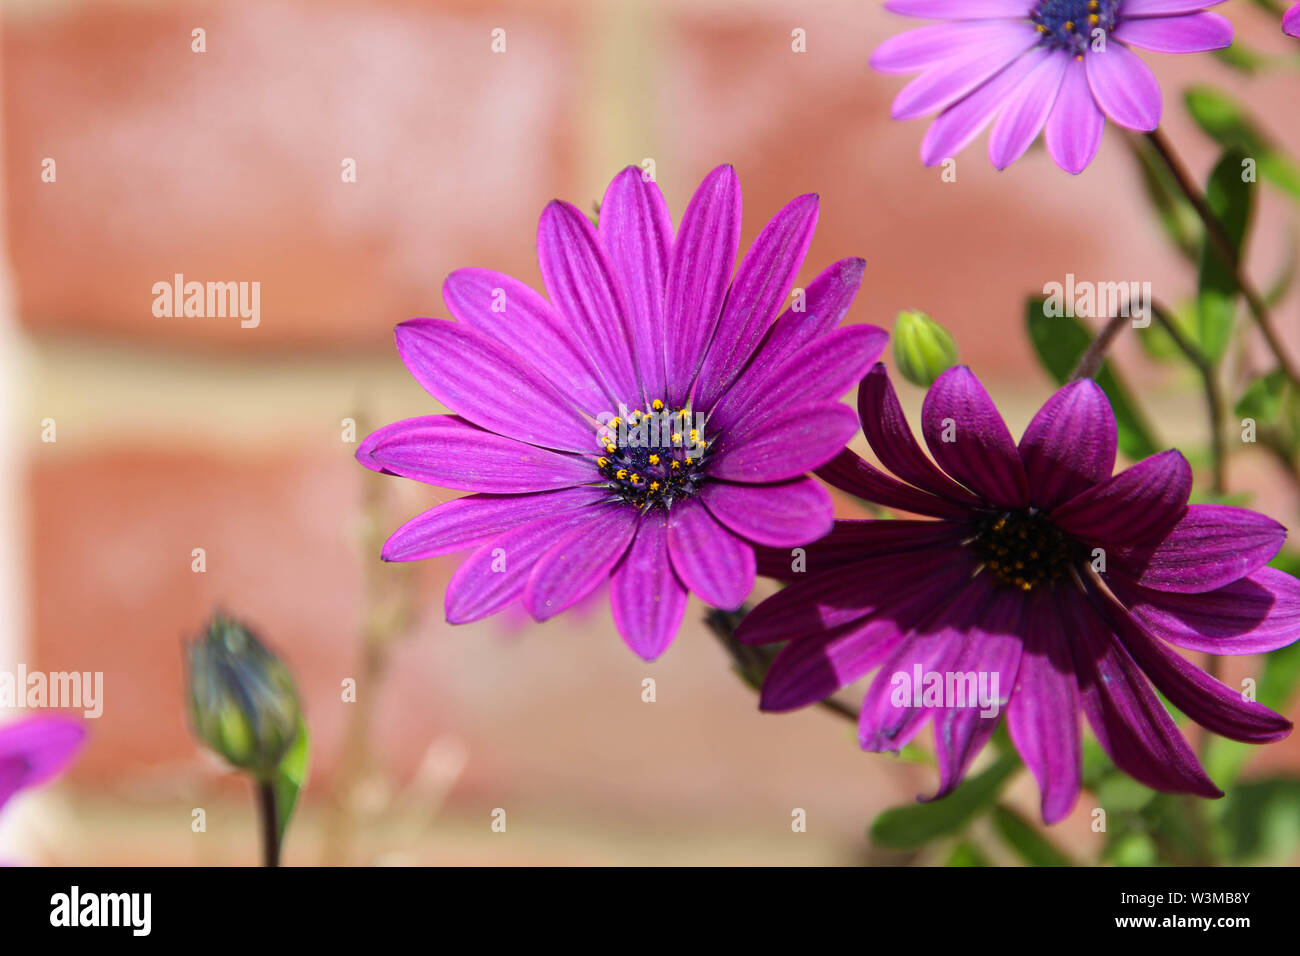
[
  {"x1": 1150, "y1": 301, "x2": 1226, "y2": 495},
  {"x1": 1068, "y1": 312, "x2": 1131, "y2": 382}
]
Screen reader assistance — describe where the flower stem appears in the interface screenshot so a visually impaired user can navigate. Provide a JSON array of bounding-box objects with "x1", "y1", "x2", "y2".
[
  {"x1": 1068, "y1": 312, "x2": 1130, "y2": 382},
  {"x1": 1150, "y1": 300, "x2": 1226, "y2": 495},
  {"x1": 257, "y1": 778, "x2": 281, "y2": 867},
  {"x1": 1141, "y1": 128, "x2": 1300, "y2": 387}
]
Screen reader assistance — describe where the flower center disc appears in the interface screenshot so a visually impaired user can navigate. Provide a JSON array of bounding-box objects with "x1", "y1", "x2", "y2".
[
  {"x1": 1030, "y1": 0, "x2": 1119, "y2": 54},
  {"x1": 596, "y1": 400, "x2": 710, "y2": 512},
  {"x1": 972, "y1": 510, "x2": 1078, "y2": 591}
]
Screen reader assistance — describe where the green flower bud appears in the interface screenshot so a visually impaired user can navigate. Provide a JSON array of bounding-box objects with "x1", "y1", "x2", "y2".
[
  {"x1": 186, "y1": 615, "x2": 301, "y2": 778},
  {"x1": 893, "y1": 310, "x2": 959, "y2": 388}
]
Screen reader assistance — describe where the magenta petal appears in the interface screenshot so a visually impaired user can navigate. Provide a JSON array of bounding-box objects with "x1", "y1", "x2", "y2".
[
  {"x1": 0, "y1": 718, "x2": 86, "y2": 812},
  {"x1": 525, "y1": 508, "x2": 637, "y2": 621},
  {"x1": 920, "y1": 48, "x2": 1050, "y2": 166},
  {"x1": 1044, "y1": 57, "x2": 1105, "y2": 174},
  {"x1": 1115, "y1": 504, "x2": 1286, "y2": 593},
  {"x1": 861, "y1": 364, "x2": 983, "y2": 506},
  {"x1": 858, "y1": 580, "x2": 991, "y2": 753},
  {"x1": 885, "y1": 0, "x2": 1050, "y2": 18},
  {"x1": 1121, "y1": 0, "x2": 1228, "y2": 16},
  {"x1": 1285, "y1": 3, "x2": 1300, "y2": 37},
  {"x1": 1050, "y1": 449, "x2": 1191, "y2": 545},
  {"x1": 988, "y1": 51, "x2": 1069, "y2": 169},
  {"x1": 610, "y1": 512, "x2": 689, "y2": 661},
  {"x1": 599, "y1": 167, "x2": 675, "y2": 400},
  {"x1": 442, "y1": 268, "x2": 609, "y2": 412},
  {"x1": 754, "y1": 518, "x2": 969, "y2": 583},
  {"x1": 394, "y1": 319, "x2": 595, "y2": 453},
  {"x1": 709, "y1": 401, "x2": 859, "y2": 484},
  {"x1": 1108, "y1": 604, "x2": 1292, "y2": 744},
  {"x1": 664, "y1": 165, "x2": 741, "y2": 404},
  {"x1": 1114, "y1": 568, "x2": 1300, "y2": 655},
  {"x1": 445, "y1": 506, "x2": 604, "y2": 623},
  {"x1": 921, "y1": 365, "x2": 1029, "y2": 508},
  {"x1": 892, "y1": 24, "x2": 1038, "y2": 121},
  {"x1": 1007, "y1": 590, "x2": 1083, "y2": 824},
  {"x1": 929, "y1": 587, "x2": 1024, "y2": 800},
  {"x1": 872, "y1": 20, "x2": 1035, "y2": 73},
  {"x1": 1067, "y1": 591, "x2": 1221, "y2": 798},
  {"x1": 1085, "y1": 43, "x2": 1162, "y2": 132},
  {"x1": 699, "y1": 477, "x2": 833, "y2": 548},
  {"x1": 695, "y1": 194, "x2": 820, "y2": 409},
  {"x1": 383, "y1": 487, "x2": 607, "y2": 562},
  {"x1": 746, "y1": 258, "x2": 866, "y2": 366},
  {"x1": 816, "y1": 449, "x2": 972, "y2": 520},
  {"x1": 1018, "y1": 379, "x2": 1118, "y2": 509},
  {"x1": 666, "y1": 501, "x2": 756, "y2": 610},
  {"x1": 357, "y1": 416, "x2": 595, "y2": 493},
  {"x1": 537, "y1": 200, "x2": 641, "y2": 403},
  {"x1": 1112, "y1": 12, "x2": 1233, "y2": 52},
  {"x1": 739, "y1": 543, "x2": 975, "y2": 645}
]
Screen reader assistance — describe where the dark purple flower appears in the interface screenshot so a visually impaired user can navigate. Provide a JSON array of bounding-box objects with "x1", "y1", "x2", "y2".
[
  {"x1": 1285, "y1": 2, "x2": 1300, "y2": 36},
  {"x1": 358, "y1": 166, "x2": 886, "y2": 660},
  {"x1": 741, "y1": 364, "x2": 1299, "y2": 823},
  {"x1": 0, "y1": 717, "x2": 85, "y2": 814},
  {"x1": 870, "y1": 0, "x2": 1233, "y2": 173}
]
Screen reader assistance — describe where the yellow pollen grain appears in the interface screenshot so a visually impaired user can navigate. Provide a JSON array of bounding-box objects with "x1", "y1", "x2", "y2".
[
  {"x1": 671, "y1": 460, "x2": 681, "y2": 470},
  {"x1": 597, "y1": 457, "x2": 609, "y2": 467},
  {"x1": 648, "y1": 454, "x2": 660, "y2": 465},
  {"x1": 616, "y1": 469, "x2": 628, "y2": 480},
  {"x1": 650, "y1": 481, "x2": 660, "y2": 491},
  {"x1": 1089, "y1": 13, "x2": 1099, "y2": 24},
  {"x1": 652, "y1": 399, "x2": 664, "y2": 411},
  {"x1": 1064, "y1": 19, "x2": 1074, "y2": 29}
]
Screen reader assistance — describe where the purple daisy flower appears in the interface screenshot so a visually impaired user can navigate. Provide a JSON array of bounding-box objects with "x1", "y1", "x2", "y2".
[
  {"x1": 870, "y1": 0, "x2": 1234, "y2": 173},
  {"x1": 0, "y1": 717, "x2": 86, "y2": 814},
  {"x1": 740, "y1": 364, "x2": 1299, "y2": 823},
  {"x1": 358, "y1": 166, "x2": 887, "y2": 660},
  {"x1": 1285, "y1": 2, "x2": 1300, "y2": 36}
]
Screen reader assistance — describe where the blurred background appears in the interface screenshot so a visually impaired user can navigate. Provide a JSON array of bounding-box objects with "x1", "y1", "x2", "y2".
[{"x1": 1, "y1": 0, "x2": 1298, "y2": 865}]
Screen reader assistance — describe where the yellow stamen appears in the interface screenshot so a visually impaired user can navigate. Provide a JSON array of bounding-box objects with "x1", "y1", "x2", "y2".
[{"x1": 648, "y1": 454, "x2": 660, "y2": 465}]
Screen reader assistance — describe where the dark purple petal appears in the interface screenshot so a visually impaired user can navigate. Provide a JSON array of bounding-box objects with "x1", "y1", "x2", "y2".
[
  {"x1": 1105, "y1": 600, "x2": 1292, "y2": 743},
  {"x1": 1018, "y1": 379, "x2": 1117, "y2": 509},
  {"x1": 695, "y1": 194, "x2": 820, "y2": 409},
  {"x1": 666, "y1": 500, "x2": 756, "y2": 610},
  {"x1": 1007, "y1": 589, "x2": 1082, "y2": 824},
  {"x1": 394, "y1": 319, "x2": 596, "y2": 453},
  {"x1": 709, "y1": 401, "x2": 859, "y2": 484},
  {"x1": 664, "y1": 165, "x2": 741, "y2": 405},
  {"x1": 891, "y1": 24, "x2": 1039, "y2": 120},
  {"x1": 929, "y1": 587, "x2": 1024, "y2": 800},
  {"x1": 524, "y1": 508, "x2": 638, "y2": 621},
  {"x1": 699, "y1": 477, "x2": 833, "y2": 548},
  {"x1": 858, "y1": 580, "x2": 992, "y2": 753},
  {"x1": 1085, "y1": 42, "x2": 1162, "y2": 132},
  {"x1": 739, "y1": 543, "x2": 976, "y2": 645},
  {"x1": 599, "y1": 167, "x2": 674, "y2": 400},
  {"x1": 816, "y1": 449, "x2": 972, "y2": 520},
  {"x1": 610, "y1": 512, "x2": 689, "y2": 661},
  {"x1": 537, "y1": 200, "x2": 642, "y2": 404},
  {"x1": 988, "y1": 51, "x2": 1069, "y2": 169},
  {"x1": 1044, "y1": 57, "x2": 1105, "y2": 175},
  {"x1": 1114, "y1": 568, "x2": 1300, "y2": 655},
  {"x1": 1115, "y1": 504, "x2": 1286, "y2": 593},
  {"x1": 921, "y1": 365, "x2": 1029, "y2": 508},
  {"x1": 1112, "y1": 12, "x2": 1233, "y2": 52},
  {"x1": 754, "y1": 518, "x2": 969, "y2": 583},
  {"x1": 1122, "y1": 0, "x2": 1228, "y2": 15},
  {"x1": 445, "y1": 506, "x2": 606, "y2": 623},
  {"x1": 1050, "y1": 449, "x2": 1191, "y2": 546},
  {"x1": 442, "y1": 268, "x2": 610, "y2": 412},
  {"x1": 357, "y1": 416, "x2": 596, "y2": 493},
  {"x1": 709, "y1": 324, "x2": 887, "y2": 433},
  {"x1": 0, "y1": 718, "x2": 86, "y2": 812},
  {"x1": 1067, "y1": 590, "x2": 1221, "y2": 798},
  {"x1": 862, "y1": 364, "x2": 984, "y2": 506},
  {"x1": 920, "y1": 48, "x2": 1050, "y2": 166},
  {"x1": 382, "y1": 487, "x2": 608, "y2": 562}
]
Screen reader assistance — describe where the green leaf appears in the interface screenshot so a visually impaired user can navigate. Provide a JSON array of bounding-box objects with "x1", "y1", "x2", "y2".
[
  {"x1": 869, "y1": 754, "x2": 1018, "y2": 849},
  {"x1": 991, "y1": 804, "x2": 1073, "y2": 866},
  {"x1": 1024, "y1": 298, "x2": 1159, "y2": 460},
  {"x1": 273, "y1": 716, "x2": 310, "y2": 845},
  {"x1": 1196, "y1": 148, "x2": 1253, "y2": 362},
  {"x1": 1235, "y1": 369, "x2": 1288, "y2": 425},
  {"x1": 1221, "y1": 777, "x2": 1300, "y2": 863},
  {"x1": 1106, "y1": 831, "x2": 1159, "y2": 867},
  {"x1": 1185, "y1": 87, "x2": 1300, "y2": 201},
  {"x1": 1210, "y1": 42, "x2": 1270, "y2": 76},
  {"x1": 945, "y1": 840, "x2": 992, "y2": 867}
]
